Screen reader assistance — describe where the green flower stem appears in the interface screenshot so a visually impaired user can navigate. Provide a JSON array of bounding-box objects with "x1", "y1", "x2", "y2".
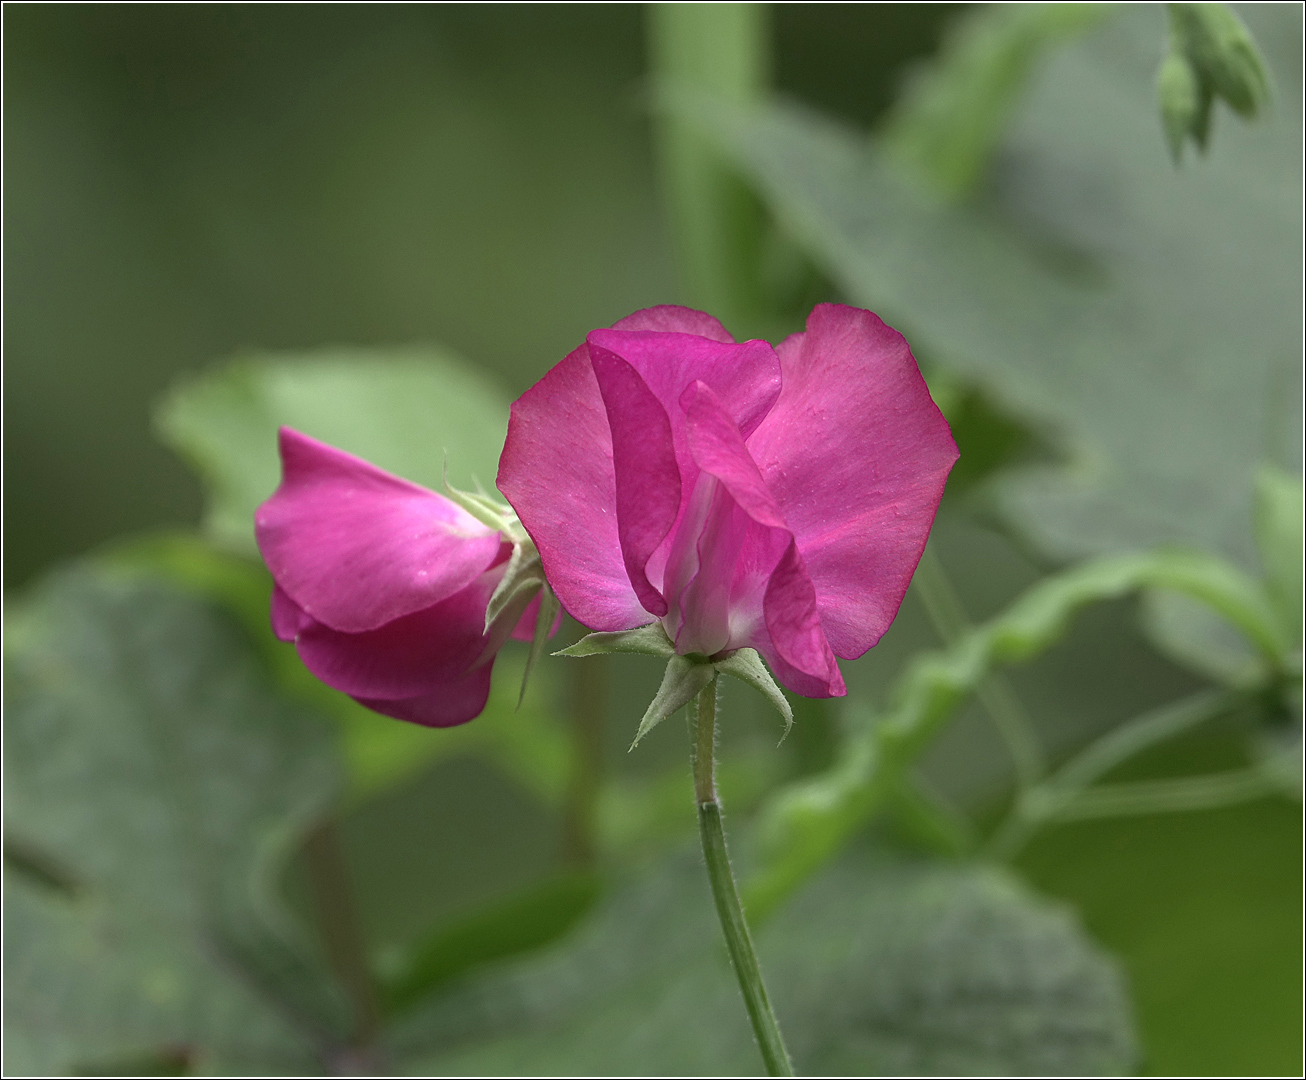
[
  {"x1": 691, "y1": 681, "x2": 794, "y2": 1077},
  {"x1": 562, "y1": 652, "x2": 607, "y2": 865},
  {"x1": 647, "y1": 2, "x2": 769, "y2": 329}
]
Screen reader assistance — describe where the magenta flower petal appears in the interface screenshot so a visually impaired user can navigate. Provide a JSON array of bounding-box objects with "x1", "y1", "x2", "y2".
[
  {"x1": 679, "y1": 381, "x2": 844, "y2": 696},
  {"x1": 498, "y1": 341, "x2": 649, "y2": 632},
  {"x1": 256, "y1": 428, "x2": 504, "y2": 633},
  {"x1": 353, "y1": 663, "x2": 495, "y2": 729},
  {"x1": 292, "y1": 569, "x2": 498, "y2": 699},
  {"x1": 589, "y1": 345, "x2": 681, "y2": 617},
  {"x1": 584, "y1": 330, "x2": 782, "y2": 606},
  {"x1": 759, "y1": 540, "x2": 847, "y2": 699},
  {"x1": 500, "y1": 302, "x2": 951, "y2": 710},
  {"x1": 611, "y1": 305, "x2": 734, "y2": 340},
  {"x1": 748, "y1": 305, "x2": 959, "y2": 659},
  {"x1": 270, "y1": 585, "x2": 315, "y2": 643},
  {"x1": 586, "y1": 330, "x2": 781, "y2": 444}
]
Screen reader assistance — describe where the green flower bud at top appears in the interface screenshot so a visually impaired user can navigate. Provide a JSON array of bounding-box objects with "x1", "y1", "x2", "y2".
[
  {"x1": 1157, "y1": 49, "x2": 1209, "y2": 161},
  {"x1": 1157, "y1": 4, "x2": 1271, "y2": 163},
  {"x1": 1168, "y1": 2, "x2": 1270, "y2": 117}
]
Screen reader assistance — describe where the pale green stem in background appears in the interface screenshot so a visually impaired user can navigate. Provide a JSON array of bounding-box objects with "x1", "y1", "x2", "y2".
[
  {"x1": 913, "y1": 546, "x2": 1046, "y2": 790},
  {"x1": 646, "y1": 2, "x2": 769, "y2": 329},
  {"x1": 691, "y1": 682, "x2": 795, "y2": 1077},
  {"x1": 987, "y1": 687, "x2": 1251, "y2": 858}
]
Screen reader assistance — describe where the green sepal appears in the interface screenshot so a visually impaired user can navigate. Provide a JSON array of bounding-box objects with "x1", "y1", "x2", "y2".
[
  {"x1": 630, "y1": 656, "x2": 717, "y2": 750},
  {"x1": 485, "y1": 541, "x2": 544, "y2": 634},
  {"x1": 555, "y1": 623, "x2": 675, "y2": 659},
  {"x1": 520, "y1": 586, "x2": 561, "y2": 708},
  {"x1": 442, "y1": 461, "x2": 514, "y2": 534},
  {"x1": 479, "y1": 574, "x2": 541, "y2": 663},
  {"x1": 714, "y1": 647, "x2": 793, "y2": 742},
  {"x1": 1254, "y1": 463, "x2": 1304, "y2": 649}
]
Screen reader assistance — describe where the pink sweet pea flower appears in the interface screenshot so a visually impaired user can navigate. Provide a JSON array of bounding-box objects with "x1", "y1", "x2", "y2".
[
  {"x1": 256, "y1": 428, "x2": 553, "y2": 727},
  {"x1": 498, "y1": 303, "x2": 958, "y2": 699}
]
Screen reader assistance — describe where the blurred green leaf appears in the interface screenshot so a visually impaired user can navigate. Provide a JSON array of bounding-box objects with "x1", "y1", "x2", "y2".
[
  {"x1": 747, "y1": 548, "x2": 1286, "y2": 916},
  {"x1": 3, "y1": 567, "x2": 344, "y2": 1075},
  {"x1": 103, "y1": 532, "x2": 573, "y2": 809},
  {"x1": 1140, "y1": 588, "x2": 1263, "y2": 684},
  {"x1": 388, "y1": 846, "x2": 1135, "y2": 1076},
  {"x1": 677, "y1": 4, "x2": 1302, "y2": 571},
  {"x1": 381, "y1": 869, "x2": 602, "y2": 1017},
  {"x1": 154, "y1": 347, "x2": 511, "y2": 554},
  {"x1": 880, "y1": 2, "x2": 1109, "y2": 200},
  {"x1": 1253, "y1": 463, "x2": 1304, "y2": 647}
]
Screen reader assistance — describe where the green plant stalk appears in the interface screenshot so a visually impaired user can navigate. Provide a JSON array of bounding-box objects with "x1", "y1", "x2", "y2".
[
  {"x1": 562, "y1": 652, "x2": 607, "y2": 865},
  {"x1": 647, "y1": 2, "x2": 769, "y2": 328},
  {"x1": 691, "y1": 681, "x2": 794, "y2": 1077}
]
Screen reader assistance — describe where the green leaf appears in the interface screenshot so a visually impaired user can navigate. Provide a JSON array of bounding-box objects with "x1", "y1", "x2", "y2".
[
  {"x1": 155, "y1": 347, "x2": 511, "y2": 554},
  {"x1": 714, "y1": 648, "x2": 793, "y2": 739},
  {"x1": 3, "y1": 566, "x2": 344, "y2": 1074},
  {"x1": 1254, "y1": 463, "x2": 1304, "y2": 647},
  {"x1": 380, "y1": 869, "x2": 603, "y2": 1017},
  {"x1": 746, "y1": 548, "x2": 1286, "y2": 916},
  {"x1": 879, "y1": 2, "x2": 1109, "y2": 199},
  {"x1": 389, "y1": 846, "x2": 1136, "y2": 1076},
  {"x1": 555, "y1": 622, "x2": 675, "y2": 658},
  {"x1": 676, "y1": 3, "x2": 1302, "y2": 572},
  {"x1": 630, "y1": 656, "x2": 718, "y2": 749},
  {"x1": 1140, "y1": 588, "x2": 1262, "y2": 684}
]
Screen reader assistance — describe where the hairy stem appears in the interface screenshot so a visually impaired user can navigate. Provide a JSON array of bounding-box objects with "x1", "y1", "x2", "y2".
[
  {"x1": 563, "y1": 652, "x2": 607, "y2": 864},
  {"x1": 691, "y1": 681, "x2": 794, "y2": 1077}
]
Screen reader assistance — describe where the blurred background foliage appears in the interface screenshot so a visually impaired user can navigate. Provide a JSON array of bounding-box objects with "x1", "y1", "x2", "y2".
[{"x1": 4, "y1": 4, "x2": 1301, "y2": 1077}]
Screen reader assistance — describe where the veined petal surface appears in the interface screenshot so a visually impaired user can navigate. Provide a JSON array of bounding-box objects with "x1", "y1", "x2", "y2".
[{"x1": 748, "y1": 305, "x2": 958, "y2": 659}]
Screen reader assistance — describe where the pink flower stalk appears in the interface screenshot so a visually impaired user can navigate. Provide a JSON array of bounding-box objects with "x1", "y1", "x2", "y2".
[
  {"x1": 256, "y1": 428, "x2": 552, "y2": 727},
  {"x1": 498, "y1": 304, "x2": 958, "y2": 698}
]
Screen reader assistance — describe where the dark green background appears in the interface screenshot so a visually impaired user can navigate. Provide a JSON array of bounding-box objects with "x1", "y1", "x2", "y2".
[{"x1": 3, "y1": 3, "x2": 957, "y2": 588}]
